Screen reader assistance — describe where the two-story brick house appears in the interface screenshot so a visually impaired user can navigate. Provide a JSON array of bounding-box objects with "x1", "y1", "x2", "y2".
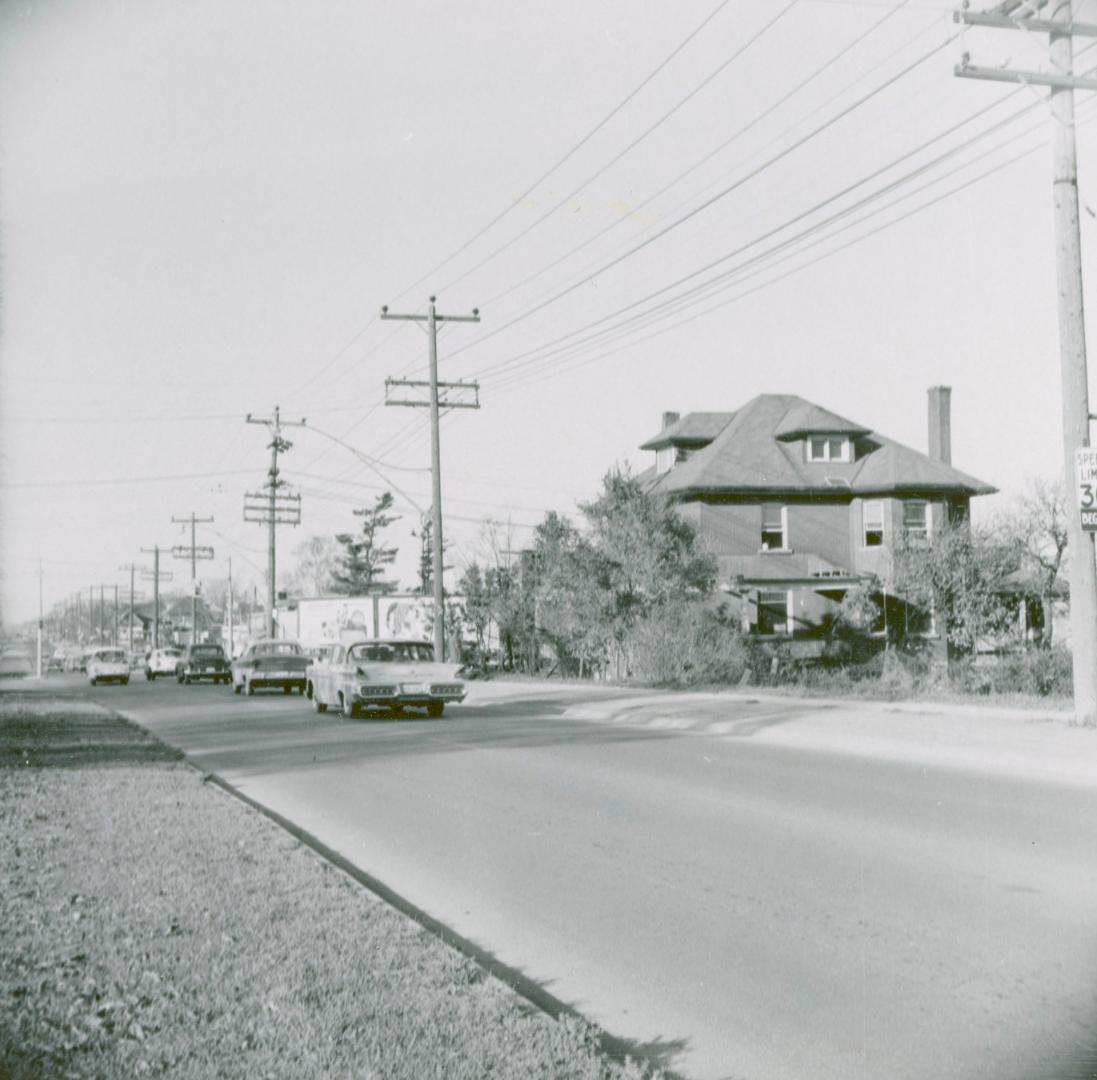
[{"x1": 639, "y1": 388, "x2": 995, "y2": 643}]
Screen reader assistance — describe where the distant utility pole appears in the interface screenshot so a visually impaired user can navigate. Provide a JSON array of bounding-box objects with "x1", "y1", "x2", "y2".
[
  {"x1": 381, "y1": 296, "x2": 480, "y2": 661},
  {"x1": 956, "y1": 0, "x2": 1097, "y2": 723},
  {"x1": 140, "y1": 545, "x2": 174, "y2": 649},
  {"x1": 118, "y1": 563, "x2": 143, "y2": 658},
  {"x1": 171, "y1": 513, "x2": 214, "y2": 646},
  {"x1": 36, "y1": 562, "x2": 43, "y2": 678},
  {"x1": 245, "y1": 405, "x2": 305, "y2": 638},
  {"x1": 227, "y1": 557, "x2": 235, "y2": 658}
]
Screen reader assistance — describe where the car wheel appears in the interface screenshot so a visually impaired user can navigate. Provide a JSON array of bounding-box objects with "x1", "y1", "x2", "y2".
[
  {"x1": 282, "y1": 684, "x2": 292, "y2": 695},
  {"x1": 427, "y1": 702, "x2": 444, "y2": 718},
  {"x1": 121, "y1": 677, "x2": 129, "y2": 686},
  {"x1": 183, "y1": 673, "x2": 191, "y2": 685},
  {"x1": 145, "y1": 670, "x2": 153, "y2": 681},
  {"x1": 233, "y1": 679, "x2": 242, "y2": 695},
  {"x1": 176, "y1": 671, "x2": 184, "y2": 684},
  {"x1": 312, "y1": 691, "x2": 327, "y2": 715},
  {"x1": 245, "y1": 678, "x2": 255, "y2": 696},
  {"x1": 89, "y1": 677, "x2": 97, "y2": 686}
]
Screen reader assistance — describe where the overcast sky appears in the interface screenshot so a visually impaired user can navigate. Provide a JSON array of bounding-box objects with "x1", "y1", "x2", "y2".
[{"x1": 2, "y1": 0, "x2": 1096, "y2": 627}]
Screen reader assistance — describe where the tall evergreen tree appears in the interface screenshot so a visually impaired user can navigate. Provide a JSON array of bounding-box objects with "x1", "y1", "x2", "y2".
[{"x1": 330, "y1": 492, "x2": 400, "y2": 595}]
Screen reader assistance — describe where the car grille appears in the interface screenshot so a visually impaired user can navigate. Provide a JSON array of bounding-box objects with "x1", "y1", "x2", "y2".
[
  {"x1": 430, "y1": 684, "x2": 464, "y2": 696},
  {"x1": 360, "y1": 685, "x2": 396, "y2": 696}
]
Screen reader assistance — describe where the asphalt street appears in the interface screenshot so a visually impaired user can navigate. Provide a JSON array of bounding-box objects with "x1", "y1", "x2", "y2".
[{"x1": 66, "y1": 676, "x2": 1097, "y2": 1080}]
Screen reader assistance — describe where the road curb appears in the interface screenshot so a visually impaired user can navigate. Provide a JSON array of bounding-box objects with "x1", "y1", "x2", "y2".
[{"x1": 110, "y1": 703, "x2": 679, "y2": 1080}]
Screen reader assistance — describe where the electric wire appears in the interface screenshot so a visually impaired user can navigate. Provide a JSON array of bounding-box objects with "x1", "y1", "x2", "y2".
[{"x1": 435, "y1": 0, "x2": 802, "y2": 298}]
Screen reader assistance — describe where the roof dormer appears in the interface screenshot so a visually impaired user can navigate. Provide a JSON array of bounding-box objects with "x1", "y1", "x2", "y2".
[{"x1": 641, "y1": 410, "x2": 734, "y2": 473}]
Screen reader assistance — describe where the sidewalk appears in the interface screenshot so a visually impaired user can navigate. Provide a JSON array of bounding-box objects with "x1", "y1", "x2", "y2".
[{"x1": 472, "y1": 678, "x2": 1097, "y2": 788}]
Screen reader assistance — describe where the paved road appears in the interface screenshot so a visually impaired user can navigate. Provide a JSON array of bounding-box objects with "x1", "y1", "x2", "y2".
[{"x1": 67, "y1": 677, "x2": 1097, "y2": 1080}]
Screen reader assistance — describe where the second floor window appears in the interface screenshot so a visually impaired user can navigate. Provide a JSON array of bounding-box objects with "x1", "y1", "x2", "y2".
[
  {"x1": 761, "y1": 504, "x2": 787, "y2": 551},
  {"x1": 863, "y1": 501, "x2": 884, "y2": 547},
  {"x1": 903, "y1": 500, "x2": 929, "y2": 541}
]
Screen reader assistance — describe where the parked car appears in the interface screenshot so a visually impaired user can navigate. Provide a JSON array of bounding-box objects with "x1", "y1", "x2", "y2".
[
  {"x1": 305, "y1": 639, "x2": 466, "y2": 719},
  {"x1": 87, "y1": 647, "x2": 130, "y2": 686},
  {"x1": 0, "y1": 646, "x2": 33, "y2": 678},
  {"x1": 145, "y1": 647, "x2": 183, "y2": 680},
  {"x1": 176, "y1": 643, "x2": 231, "y2": 684},
  {"x1": 231, "y1": 639, "x2": 310, "y2": 696}
]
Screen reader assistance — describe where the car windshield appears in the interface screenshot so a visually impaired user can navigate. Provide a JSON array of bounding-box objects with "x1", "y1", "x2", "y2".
[
  {"x1": 192, "y1": 646, "x2": 223, "y2": 656},
  {"x1": 98, "y1": 650, "x2": 126, "y2": 662},
  {"x1": 254, "y1": 643, "x2": 302, "y2": 656},
  {"x1": 162, "y1": 650, "x2": 182, "y2": 658},
  {"x1": 347, "y1": 642, "x2": 434, "y2": 663}
]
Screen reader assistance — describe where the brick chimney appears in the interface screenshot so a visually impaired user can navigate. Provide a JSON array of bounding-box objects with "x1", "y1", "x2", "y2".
[
  {"x1": 927, "y1": 386, "x2": 951, "y2": 464},
  {"x1": 662, "y1": 411, "x2": 680, "y2": 430}
]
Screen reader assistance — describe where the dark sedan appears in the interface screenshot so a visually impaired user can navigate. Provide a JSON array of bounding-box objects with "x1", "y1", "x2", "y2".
[
  {"x1": 176, "y1": 643, "x2": 231, "y2": 684},
  {"x1": 231, "y1": 639, "x2": 309, "y2": 696}
]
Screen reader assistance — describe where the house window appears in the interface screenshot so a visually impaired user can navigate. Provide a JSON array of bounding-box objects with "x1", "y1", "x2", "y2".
[
  {"x1": 806, "y1": 436, "x2": 850, "y2": 463},
  {"x1": 757, "y1": 591, "x2": 791, "y2": 635},
  {"x1": 948, "y1": 499, "x2": 968, "y2": 526},
  {"x1": 903, "y1": 500, "x2": 929, "y2": 541},
  {"x1": 863, "y1": 501, "x2": 884, "y2": 547},
  {"x1": 761, "y1": 504, "x2": 787, "y2": 551}
]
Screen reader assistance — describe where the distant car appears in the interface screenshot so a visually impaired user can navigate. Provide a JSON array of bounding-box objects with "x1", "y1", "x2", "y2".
[
  {"x1": 176, "y1": 643, "x2": 231, "y2": 685},
  {"x1": 47, "y1": 656, "x2": 65, "y2": 673},
  {"x1": 145, "y1": 648, "x2": 183, "y2": 680},
  {"x1": 0, "y1": 646, "x2": 33, "y2": 678},
  {"x1": 87, "y1": 647, "x2": 129, "y2": 686},
  {"x1": 305, "y1": 639, "x2": 466, "y2": 719},
  {"x1": 231, "y1": 639, "x2": 310, "y2": 696}
]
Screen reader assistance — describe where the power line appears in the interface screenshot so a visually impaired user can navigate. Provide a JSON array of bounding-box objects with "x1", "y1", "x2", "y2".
[
  {"x1": 480, "y1": 0, "x2": 917, "y2": 313},
  {"x1": 469, "y1": 77, "x2": 1040, "y2": 385},
  {"x1": 439, "y1": 30, "x2": 960, "y2": 369},
  {"x1": 435, "y1": 0, "x2": 802, "y2": 297},
  {"x1": 385, "y1": 0, "x2": 738, "y2": 308}
]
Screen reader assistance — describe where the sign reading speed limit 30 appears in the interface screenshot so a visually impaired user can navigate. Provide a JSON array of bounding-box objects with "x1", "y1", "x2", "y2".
[{"x1": 1076, "y1": 447, "x2": 1097, "y2": 530}]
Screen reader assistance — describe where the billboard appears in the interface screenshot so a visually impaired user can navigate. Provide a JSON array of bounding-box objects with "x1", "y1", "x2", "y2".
[{"x1": 279, "y1": 594, "x2": 463, "y2": 656}]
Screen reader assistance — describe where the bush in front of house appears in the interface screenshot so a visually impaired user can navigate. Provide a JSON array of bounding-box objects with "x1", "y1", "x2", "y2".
[
  {"x1": 949, "y1": 646, "x2": 1072, "y2": 697},
  {"x1": 627, "y1": 599, "x2": 749, "y2": 686}
]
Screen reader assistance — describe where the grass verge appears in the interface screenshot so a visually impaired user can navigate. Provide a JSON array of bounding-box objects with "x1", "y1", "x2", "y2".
[{"x1": 0, "y1": 690, "x2": 657, "y2": 1079}]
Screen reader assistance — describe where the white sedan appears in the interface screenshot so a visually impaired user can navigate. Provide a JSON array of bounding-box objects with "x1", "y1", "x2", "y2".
[
  {"x1": 145, "y1": 648, "x2": 183, "y2": 680},
  {"x1": 87, "y1": 647, "x2": 130, "y2": 686},
  {"x1": 305, "y1": 639, "x2": 465, "y2": 719}
]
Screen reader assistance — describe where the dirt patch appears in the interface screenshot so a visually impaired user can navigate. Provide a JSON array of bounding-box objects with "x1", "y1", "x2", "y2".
[{"x1": 0, "y1": 692, "x2": 657, "y2": 1079}]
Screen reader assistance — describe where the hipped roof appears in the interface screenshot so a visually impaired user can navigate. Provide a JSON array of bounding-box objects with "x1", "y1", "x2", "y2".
[{"x1": 645, "y1": 394, "x2": 995, "y2": 498}]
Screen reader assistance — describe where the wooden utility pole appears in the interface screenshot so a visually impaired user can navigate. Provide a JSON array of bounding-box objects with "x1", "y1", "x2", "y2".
[
  {"x1": 245, "y1": 406, "x2": 305, "y2": 638},
  {"x1": 381, "y1": 296, "x2": 480, "y2": 661},
  {"x1": 228, "y1": 556, "x2": 235, "y2": 658},
  {"x1": 36, "y1": 562, "x2": 43, "y2": 678},
  {"x1": 119, "y1": 563, "x2": 140, "y2": 658},
  {"x1": 140, "y1": 545, "x2": 174, "y2": 649},
  {"x1": 956, "y1": 0, "x2": 1097, "y2": 722},
  {"x1": 171, "y1": 513, "x2": 214, "y2": 645}
]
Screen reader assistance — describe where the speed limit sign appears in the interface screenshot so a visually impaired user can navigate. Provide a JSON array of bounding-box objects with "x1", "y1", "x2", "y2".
[{"x1": 1076, "y1": 447, "x2": 1097, "y2": 530}]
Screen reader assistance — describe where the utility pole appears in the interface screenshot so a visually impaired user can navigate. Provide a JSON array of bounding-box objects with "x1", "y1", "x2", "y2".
[
  {"x1": 228, "y1": 557, "x2": 235, "y2": 658},
  {"x1": 140, "y1": 546, "x2": 174, "y2": 649},
  {"x1": 956, "y1": 0, "x2": 1097, "y2": 723},
  {"x1": 118, "y1": 563, "x2": 141, "y2": 659},
  {"x1": 381, "y1": 296, "x2": 480, "y2": 661},
  {"x1": 171, "y1": 513, "x2": 214, "y2": 646},
  {"x1": 245, "y1": 406, "x2": 305, "y2": 638},
  {"x1": 36, "y1": 562, "x2": 43, "y2": 678}
]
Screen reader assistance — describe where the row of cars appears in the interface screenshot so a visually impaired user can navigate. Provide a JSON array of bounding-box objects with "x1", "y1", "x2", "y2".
[{"x1": 87, "y1": 638, "x2": 467, "y2": 719}]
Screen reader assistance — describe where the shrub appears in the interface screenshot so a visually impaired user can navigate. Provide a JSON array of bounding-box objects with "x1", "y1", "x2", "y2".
[
  {"x1": 627, "y1": 599, "x2": 749, "y2": 685},
  {"x1": 951, "y1": 647, "x2": 1072, "y2": 697}
]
